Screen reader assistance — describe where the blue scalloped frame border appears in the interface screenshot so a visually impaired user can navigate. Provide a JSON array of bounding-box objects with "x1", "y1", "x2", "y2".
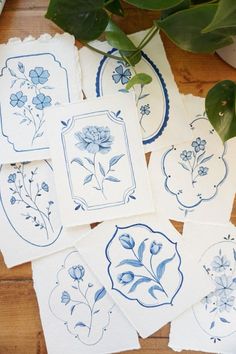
[
  {"x1": 105, "y1": 223, "x2": 184, "y2": 308},
  {"x1": 95, "y1": 49, "x2": 170, "y2": 146}
]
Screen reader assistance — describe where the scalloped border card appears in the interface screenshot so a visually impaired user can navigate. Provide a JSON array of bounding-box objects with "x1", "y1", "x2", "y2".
[
  {"x1": 45, "y1": 93, "x2": 154, "y2": 226},
  {"x1": 0, "y1": 159, "x2": 90, "y2": 267},
  {"x1": 75, "y1": 213, "x2": 212, "y2": 338},
  {"x1": 0, "y1": 33, "x2": 82, "y2": 164},
  {"x1": 32, "y1": 248, "x2": 140, "y2": 354},
  {"x1": 79, "y1": 29, "x2": 191, "y2": 153},
  {"x1": 169, "y1": 221, "x2": 236, "y2": 354},
  {"x1": 148, "y1": 94, "x2": 236, "y2": 223}
]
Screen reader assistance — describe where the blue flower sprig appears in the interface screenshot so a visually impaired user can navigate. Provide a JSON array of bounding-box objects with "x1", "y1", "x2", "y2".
[{"x1": 179, "y1": 137, "x2": 213, "y2": 187}]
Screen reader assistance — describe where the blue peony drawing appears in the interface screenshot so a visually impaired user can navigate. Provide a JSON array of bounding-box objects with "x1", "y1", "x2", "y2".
[
  {"x1": 193, "y1": 238, "x2": 236, "y2": 343},
  {"x1": 106, "y1": 224, "x2": 184, "y2": 308},
  {"x1": 8, "y1": 63, "x2": 53, "y2": 146},
  {"x1": 49, "y1": 251, "x2": 114, "y2": 345},
  {"x1": 71, "y1": 125, "x2": 125, "y2": 199}
]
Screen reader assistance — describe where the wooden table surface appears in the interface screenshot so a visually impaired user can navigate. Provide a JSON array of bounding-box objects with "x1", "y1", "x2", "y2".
[{"x1": 0, "y1": 1, "x2": 236, "y2": 354}]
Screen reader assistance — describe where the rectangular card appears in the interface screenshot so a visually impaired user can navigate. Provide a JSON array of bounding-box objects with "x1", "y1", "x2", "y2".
[
  {"x1": 149, "y1": 94, "x2": 236, "y2": 223},
  {"x1": 0, "y1": 33, "x2": 81, "y2": 164},
  {"x1": 45, "y1": 93, "x2": 154, "y2": 226},
  {"x1": 75, "y1": 213, "x2": 212, "y2": 338},
  {"x1": 32, "y1": 248, "x2": 140, "y2": 354},
  {"x1": 169, "y1": 221, "x2": 236, "y2": 354},
  {"x1": 0, "y1": 159, "x2": 90, "y2": 267},
  {"x1": 79, "y1": 29, "x2": 190, "y2": 153}
]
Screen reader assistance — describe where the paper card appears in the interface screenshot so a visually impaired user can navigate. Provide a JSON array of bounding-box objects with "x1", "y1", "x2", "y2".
[
  {"x1": 0, "y1": 0, "x2": 6, "y2": 14},
  {"x1": 149, "y1": 94, "x2": 236, "y2": 223},
  {"x1": 169, "y1": 222, "x2": 236, "y2": 354},
  {"x1": 75, "y1": 213, "x2": 212, "y2": 338},
  {"x1": 45, "y1": 93, "x2": 154, "y2": 226},
  {"x1": 79, "y1": 30, "x2": 190, "y2": 153},
  {"x1": 0, "y1": 160, "x2": 90, "y2": 267},
  {"x1": 32, "y1": 248, "x2": 140, "y2": 354},
  {"x1": 0, "y1": 33, "x2": 82, "y2": 164}
]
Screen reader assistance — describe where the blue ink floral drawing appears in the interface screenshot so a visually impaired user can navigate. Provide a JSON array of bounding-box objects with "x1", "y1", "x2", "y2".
[
  {"x1": 49, "y1": 251, "x2": 114, "y2": 345},
  {"x1": 106, "y1": 224, "x2": 183, "y2": 308},
  {"x1": 9, "y1": 63, "x2": 53, "y2": 146},
  {"x1": 193, "y1": 239, "x2": 236, "y2": 343},
  {"x1": 7, "y1": 162, "x2": 55, "y2": 240},
  {"x1": 71, "y1": 125, "x2": 125, "y2": 199},
  {"x1": 179, "y1": 137, "x2": 213, "y2": 187}
]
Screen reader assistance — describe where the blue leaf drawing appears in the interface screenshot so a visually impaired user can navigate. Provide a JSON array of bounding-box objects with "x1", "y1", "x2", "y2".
[
  {"x1": 178, "y1": 162, "x2": 190, "y2": 171},
  {"x1": 210, "y1": 321, "x2": 215, "y2": 329},
  {"x1": 105, "y1": 176, "x2": 120, "y2": 182},
  {"x1": 156, "y1": 254, "x2": 176, "y2": 280},
  {"x1": 128, "y1": 277, "x2": 151, "y2": 293},
  {"x1": 139, "y1": 94, "x2": 150, "y2": 100},
  {"x1": 84, "y1": 174, "x2": 93, "y2": 185},
  {"x1": 75, "y1": 204, "x2": 81, "y2": 211},
  {"x1": 61, "y1": 120, "x2": 67, "y2": 127},
  {"x1": 138, "y1": 241, "x2": 145, "y2": 262},
  {"x1": 233, "y1": 248, "x2": 236, "y2": 261},
  {"x1": 9, "y1": 68, "x2": 16, "y2": 77},
  {"x1": 84, "y1": 157, "x2": 94, "y2": 166},
  {"x1": 94, "y1": 287, "x2": 106, "y2": 302},
  {"x1": 210, "y1": 307, "x2": 217, "y2": 313},
  {"x1": 74, "y1": 322, "x2": 87, "y2": 328},
  {"x1": 71, "y1": 158, "x2": 84, "y2": 167},
  {"x1": 197, "y1": 151, "x2": 206, "y2": 163},
  {"x1": 148, "y1": 285, "x2": 164, "y2": 299},
  {"x1": 18, "y1": 62, "x2": 25, "y2": 73},
  {"x1": 119, "y1": 89, "x2": 128, "y2": 93},
  {"x1": 99, "y1": 162, "x2": 105, "y2": 177},
  {"x1": 109, "y1": 154, "x2": 125, "y2": 168},
  {"x1": 71, "y1": 305, "x2": 76, "y2": 315},
  {"x1": 117, "y1": 259, "x2": 143, "y2": 267},
  {"x1": 93, "y1": 310, "x2": 100, "y2": 315},
  {"x1": 200, "y1": 154, "x2": 214, "y2": 164},
  {"x1": 220, "y1": 317, "x2": 230, "y2": 323}
]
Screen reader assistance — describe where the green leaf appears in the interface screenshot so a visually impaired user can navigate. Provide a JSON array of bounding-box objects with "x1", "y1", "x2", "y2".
[
  {"x1": 156, "y1": 4, "x2": 233, "y2": 53},
  {"x1": 205, "y1": 80, "x2": 236, "y2": 142},
  {"x1": 124, "y1": 0, "x2": 184, "y2": 10},
  {"x1": 126, "y1": 73, "x2": 152, "y2": 90},
  {"x1": 203, "y1": 0, "x2": 236, "y2": 33},
  {"x1": 105, "y1": 19, "x2": 137, "y2": 51},
  {"x1": 161, "y1": 0, "x2": 190, "y2": 19},
  {"x1": 46, "y1": 0, "x2": 109, "y2": 41},
  {"x1": 104, "y1": 0, "x2": 124, "y2": 16}
]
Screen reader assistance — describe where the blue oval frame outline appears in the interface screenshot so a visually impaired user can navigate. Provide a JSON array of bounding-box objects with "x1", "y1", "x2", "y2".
[
  {"x1": 105, "y1": 223, "x2": 184, "y2": 308},
  {"x1": 0, "y1": 160, "x2": 63, "y2": 247},
  {"x1": 95, "y1": 49, "x2": 170, "y2": 145}
]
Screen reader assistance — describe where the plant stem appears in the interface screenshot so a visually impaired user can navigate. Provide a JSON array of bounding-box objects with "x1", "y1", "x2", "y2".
[
  {"x1": 81, "y1": 42, "x2": 124, "y2": 61},
  {"x1": 138, "y1": 25, "x2": 158, "y2": 50}
]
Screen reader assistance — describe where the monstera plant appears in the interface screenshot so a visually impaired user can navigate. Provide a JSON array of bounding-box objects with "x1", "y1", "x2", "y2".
[{"x1": 46, "y1": 0, "x2": 236, "y2": 142}]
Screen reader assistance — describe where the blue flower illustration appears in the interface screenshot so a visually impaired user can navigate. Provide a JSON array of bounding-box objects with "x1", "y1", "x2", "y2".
[
  {"x1": 211, "y1": 255, "x2": 230, "y2": 273},
  {"x1": 191, "y1": 137, "x2": 206, "y2": 153},
  {"x1": 198, "y1": 166, "x2": 209, "y2": 176},
  {"x1": 201, "y1": 292, "x2": 214, "y2": 305},
  {"x1": 150, "y1": 241, "x2": 162, "y2": 255},
  {"x1": 29, "y1": 67, "x2": 50, "y2": 85},
  {"x1": 32, "y1": 93, "x2": 52, "y2": 110},
  {"x1": 41, "y1": 182, "x2": 49, "y2": 192},
  {"x1": 215, "y1": 275, "x2": 236, "y2": 297},
  {"x1": 112, "y1": 64, "x2": 131, "y2": 85},
  {"x1": 10, "y1": 196, "x2": 16, "y2": 205},
  {"x1": 217, "y1": 295, "x2": 235, "y2": 312},
  {"x1": 10, "y1": 91, "x2": 27, "y2": 108},
  {"x1": 140, "y1": 104, "x2": 151, "y2": 116},
  {"x1": 118, "y1": 271, "x2": 135, "y2": 285},
  {"x1": 75, "y1": 126, "x2": 113, "y2": 155},
  {"x1": 68, "y1": 265, "x2": 85, "y2": 281},
  {"x1": 61, "y1": 291, "x2": 71, "y2": 305},
  {"x1": 119, "y1": 234, "x2": 135, "y2": 249},
  {"x1": 8, "y1": 173, "x2": 16, "y2": 183},
  {"x1": 180, "y1": 150, "x2": 192, "y2": 161}
]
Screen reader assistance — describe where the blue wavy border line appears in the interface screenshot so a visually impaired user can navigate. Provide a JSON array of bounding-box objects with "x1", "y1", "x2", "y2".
[
  {"x1": 0, "y1": 52, "x2": 71, "y2": 153},
  {"x1": 95, "y1": 48, "x2": 170, "y2": 145},
  {"x1": 61, "y1": 110, "x2": 136, "y2": 211},
  {"x1": 48, "y1": 250, "x2": 113, "y2": 346},
  {"x1": 0, "y1": 160, "x2": 63, "y2": 247},
  {"x1": 105, "y1": 223, "x2": 184, "y2": 309},
  {"x1": 162, "y1": 141, "x2": 229, "y2": 210}
]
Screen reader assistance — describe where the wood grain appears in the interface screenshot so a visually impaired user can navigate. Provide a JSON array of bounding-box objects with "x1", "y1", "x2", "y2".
[{"x1": 0, "y1": 1, "x2": 235, "y2": 353}]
